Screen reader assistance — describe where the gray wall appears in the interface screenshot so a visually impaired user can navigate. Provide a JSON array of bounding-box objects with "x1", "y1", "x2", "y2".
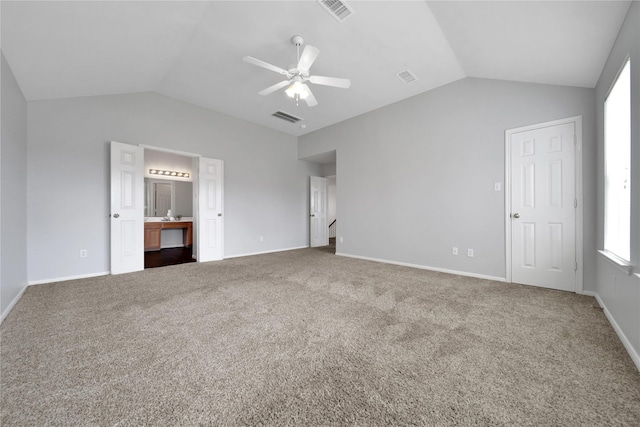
[
  {"x1": 27, "y1": 92, "x2": 321, "y2": 282},
  {"x1": 1, "y1": 52, "x2": 28, "y2": 319},
  {"x1": 594, "y1": 1, "x2": 640, "y2": 362},
  {"x1": 299, "y1": 77, "x2": 596, "y2": 282}
]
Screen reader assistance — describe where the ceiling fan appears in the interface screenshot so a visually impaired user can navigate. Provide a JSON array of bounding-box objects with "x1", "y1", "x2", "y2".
[{"x1": 243, "y1": 35, "x2": 351, "y2": 107}]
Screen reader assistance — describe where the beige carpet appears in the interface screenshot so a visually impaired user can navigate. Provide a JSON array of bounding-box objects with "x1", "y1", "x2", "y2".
[{"x1": 2, "y1": 247, "x2": 639, "y2": 425}]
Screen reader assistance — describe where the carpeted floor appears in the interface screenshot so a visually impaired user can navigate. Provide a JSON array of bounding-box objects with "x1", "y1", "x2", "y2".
[{"x1": 2, "y1": 247, "x2": 639, "y2": 425}]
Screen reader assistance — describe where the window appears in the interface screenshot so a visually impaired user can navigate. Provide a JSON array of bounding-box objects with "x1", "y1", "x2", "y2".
[{"x1": 604, "y1": 58, "x2": 631, "y2": 262}]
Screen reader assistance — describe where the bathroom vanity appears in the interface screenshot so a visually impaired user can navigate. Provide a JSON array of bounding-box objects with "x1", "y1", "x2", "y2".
[{"x1": 144, "y1": 219, "x2": 193, "y2": 251}]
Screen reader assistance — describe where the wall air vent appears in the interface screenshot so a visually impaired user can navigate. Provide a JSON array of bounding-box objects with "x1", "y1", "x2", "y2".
[
  {"x1": 272, "y1": 111, "x2": 303, "y2": 124},
  {"x1": 397, "y1": 69, "x2": 418, "y2": 84},
  {"x1": 318, "y1": 0, "x2": 354, "y2": 22}
]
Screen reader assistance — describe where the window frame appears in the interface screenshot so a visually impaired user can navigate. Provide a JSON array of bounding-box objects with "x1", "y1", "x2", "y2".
[{"x1": 601, "y1": 56, "x2": 632, "y2": 272}]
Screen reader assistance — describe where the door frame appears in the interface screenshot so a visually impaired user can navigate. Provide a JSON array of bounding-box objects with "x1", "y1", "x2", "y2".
[
  {"x1": 504, "y1": 116, "x2": 583, "y2": 293},
  {"x1": 138, "y1": 144, "x2": 224, "y2": 264}
]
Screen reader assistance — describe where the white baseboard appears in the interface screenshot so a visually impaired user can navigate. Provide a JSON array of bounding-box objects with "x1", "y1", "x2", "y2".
[
  {"x1": 224, "y1": 246, "x2": 308, "y2": 259},
  {"x1": 577, "y1": 290, "x2": 597, "y2": 297},
  {"x1": 592, "y1": 293, "x2": 640, "y2": 372},
  {"x1": 28, "y1": 271, "x2": 110, "y2": 286},
  {"x1": 0, "y1": 284, "x2": 28, "y2": 324},
  {"x1": 335, "y1": 252, "x2": 507, "y2": 282}
]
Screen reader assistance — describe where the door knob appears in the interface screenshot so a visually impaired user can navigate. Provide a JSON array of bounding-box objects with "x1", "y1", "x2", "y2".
[
  {"x1": 512, "y1": 213, "x2": 520, "y2": 219},
  {"x1": 113, "y1": 213, "x2": 120, "y2": 218},
  {"x1": 310, "y1": 214, "x2": 315, "y2": 217},
  {"x1": 218, "y1": 213, "x2": 222, "y2": 217}
]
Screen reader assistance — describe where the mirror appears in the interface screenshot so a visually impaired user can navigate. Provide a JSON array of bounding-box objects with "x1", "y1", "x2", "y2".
[{"x1": 145, "y1": 178, "x2": 193, "y2": 217}]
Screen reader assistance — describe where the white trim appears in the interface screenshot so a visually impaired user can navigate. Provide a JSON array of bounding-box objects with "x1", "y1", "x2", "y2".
[
  {"x1": 598, "y1": 249, "x2": 634, "y2": 275},
  {"x1": 593, "y1": 293, "x2": 640, "y2": 372},
  {"x1": 0, "y1": 284, "x2": 28, "y2": 324},
  {"x1": 575, "y1": 117, "x2": 584, "y2": 293},
  {"x1": 505, "y1": 133, "x2": 512, "y2": 282},
  {"x1": 28, "y1": 271, "x2": 109, "y2": 286},
  {"x1": 504, "y1": 116, "x2": 584, "y2": 293},
  {"x1": 578, "y1": 290, "x2": 597, "y2": 297},
  {"x1": 139, "y1": 144, "x2": 200, "y2": 159},
  {"x1": 335, "y1": 252, "x2": 507, "y2": 282},
  {"x1": 224, "y1": 246, "x2": 308, "y2": 259}
]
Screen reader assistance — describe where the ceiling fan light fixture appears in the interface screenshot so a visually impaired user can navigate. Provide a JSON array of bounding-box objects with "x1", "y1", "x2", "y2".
[{"x1": 285, "y1": 81, "x2": 309, "y2": 100}]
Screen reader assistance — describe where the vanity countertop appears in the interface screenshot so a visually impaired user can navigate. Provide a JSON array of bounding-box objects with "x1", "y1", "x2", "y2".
[{"x1": 144, "y1": 217, "x2": 193, "y2": 222}]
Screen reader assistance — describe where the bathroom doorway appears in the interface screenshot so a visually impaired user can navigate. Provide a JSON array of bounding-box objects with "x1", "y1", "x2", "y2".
[{"x1": 143, "y1": 148, "x2": 196, "y2": 269}]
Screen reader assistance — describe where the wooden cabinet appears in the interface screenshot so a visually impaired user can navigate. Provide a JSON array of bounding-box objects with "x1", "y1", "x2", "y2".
[
  {"x1": 144, "y1": 222, "x2": 162, "y2": 251},
  {"x1": 144, "y1": 221, "x2": 193, "y2": 251}
]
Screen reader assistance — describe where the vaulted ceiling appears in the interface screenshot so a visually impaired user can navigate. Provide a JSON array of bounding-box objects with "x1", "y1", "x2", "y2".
[{"x1": 1, "y1": 1, "x2": 631, "y2": 136}]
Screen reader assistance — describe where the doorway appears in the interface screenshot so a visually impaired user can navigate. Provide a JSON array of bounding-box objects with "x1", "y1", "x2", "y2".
[
  {"x1": 110, "y1": 142, "x2": 224, "y2": 274},
  {"x1": 302, "y1": 150, "x2": 337, "y2": 253},
  {"x1": 505, "y1": 116, "x2": 583, "y2": 292},
  {"x1": 143, "y1": 149, "x2": 196, "y2": 269}
]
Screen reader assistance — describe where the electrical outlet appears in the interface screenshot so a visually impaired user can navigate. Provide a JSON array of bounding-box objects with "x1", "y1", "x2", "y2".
[
  {"x1": 80, "y1": 249, "x2": 88, "y2": 258},
  {"x1": 259, "y1": 236, "x2": 264, "y2": 242},
  {"x1": 494, "y1": 182, "x2": 502, "y2": 191},
  {"x1": 339, "y1": 237, "x2": 344, "y2": 243},
  {"x1": 452, "y1": 247, "x2": 458, "y2": 255},
  {"x1": 467, "y1": 249, "x2": 474, "y2": 258}
]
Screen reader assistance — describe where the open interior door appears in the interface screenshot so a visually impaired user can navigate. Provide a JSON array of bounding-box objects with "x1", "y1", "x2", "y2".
[
  {"x1": 110, "y1": 141, "x2": 144, "y2": 274},
  {"x1": 510, "y1": 121, "x2": 576, "y2": 291},
  {"x1": 197, "y1": 157, "x2": 224, "y2": 262},
  {"x1": 310, "y1": 176, "x2": 328, "y2": 247}
]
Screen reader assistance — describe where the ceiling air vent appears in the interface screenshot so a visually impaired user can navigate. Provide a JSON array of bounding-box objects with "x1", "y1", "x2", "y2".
[
  {"x1": 397, "y1": 69, "x2": 418, "y2": 84},
  {"x1": 272, "y1": 111, "x2": 303, "y2": 124},
  {"x1": 318, "y1": 0, "x2": 354, "y2": 22}
]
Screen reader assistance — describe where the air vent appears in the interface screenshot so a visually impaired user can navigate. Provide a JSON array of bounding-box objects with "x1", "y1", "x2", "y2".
[
  {"x1": 272, "y1": 111, "x2": 303, "y2": 123},
  {"x1": 318, "y1": 0, "x2": 354, "y2": 22},
  {"x1": 397, "y1": 69, "x2": 418, "y2": 84}
]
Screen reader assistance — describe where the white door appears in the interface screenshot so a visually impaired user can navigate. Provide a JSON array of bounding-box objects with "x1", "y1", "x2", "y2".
[
  {"x1": 310, "y1": 176, "x2": 328, "y2": 247},
  {"x1": 198, "y1": 157, "x2": 223, "y2": 262},
  {"x1": 509, "y1": 122, "x2": 576, "y2": 291},
  {"x1": 110, "y1": 141, "x2": 144, "y2": 274}
]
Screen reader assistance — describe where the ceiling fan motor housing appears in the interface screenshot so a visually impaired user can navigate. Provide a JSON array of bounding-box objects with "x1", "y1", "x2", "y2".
[{"x1": 291, "y1": 35, "x2": 304, "y2": 46}]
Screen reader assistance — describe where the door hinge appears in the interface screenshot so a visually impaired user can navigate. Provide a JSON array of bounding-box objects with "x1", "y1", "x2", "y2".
[
  {"x1": 575, "y1": 262, "x2": 578, "y2": 272},
  {"x1": 574, "y1": 198, "x2": 578, "y2": 208}
]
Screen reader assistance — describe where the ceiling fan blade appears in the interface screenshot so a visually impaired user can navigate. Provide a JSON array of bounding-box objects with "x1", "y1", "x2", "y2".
[
  {"x1": 303, "y1": 84, "x2": 318, "y2": 107},
  {"x1": 297, "y1": 45, "x2": 320, "y2": 72},
  {"x1": 243, "y1": 56, "x2": 290, "y2": 76},
  {"x1": 258, "y1": 80, "x2": 291, "y2": 96},
  {"x1": 309, "y1": 75, "x2": 351, "y2": 89}
]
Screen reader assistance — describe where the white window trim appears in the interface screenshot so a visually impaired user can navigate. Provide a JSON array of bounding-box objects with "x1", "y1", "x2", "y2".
[
  {"x1": 602, "y1": 56, "x2": 632, "y2": 264},
  {"x1": 598, "y1": 250, "x2": 634, "y2": 275}
]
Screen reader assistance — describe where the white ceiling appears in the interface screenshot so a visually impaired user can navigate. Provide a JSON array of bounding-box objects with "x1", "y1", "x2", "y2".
[{"x1": 1, "y1": 1, "x2": 631, "y2": 137}]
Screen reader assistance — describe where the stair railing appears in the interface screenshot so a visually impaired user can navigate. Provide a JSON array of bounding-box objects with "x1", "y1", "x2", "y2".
[{"x1": 328, "y1": 219, "x2": 337, "y2": 238}]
